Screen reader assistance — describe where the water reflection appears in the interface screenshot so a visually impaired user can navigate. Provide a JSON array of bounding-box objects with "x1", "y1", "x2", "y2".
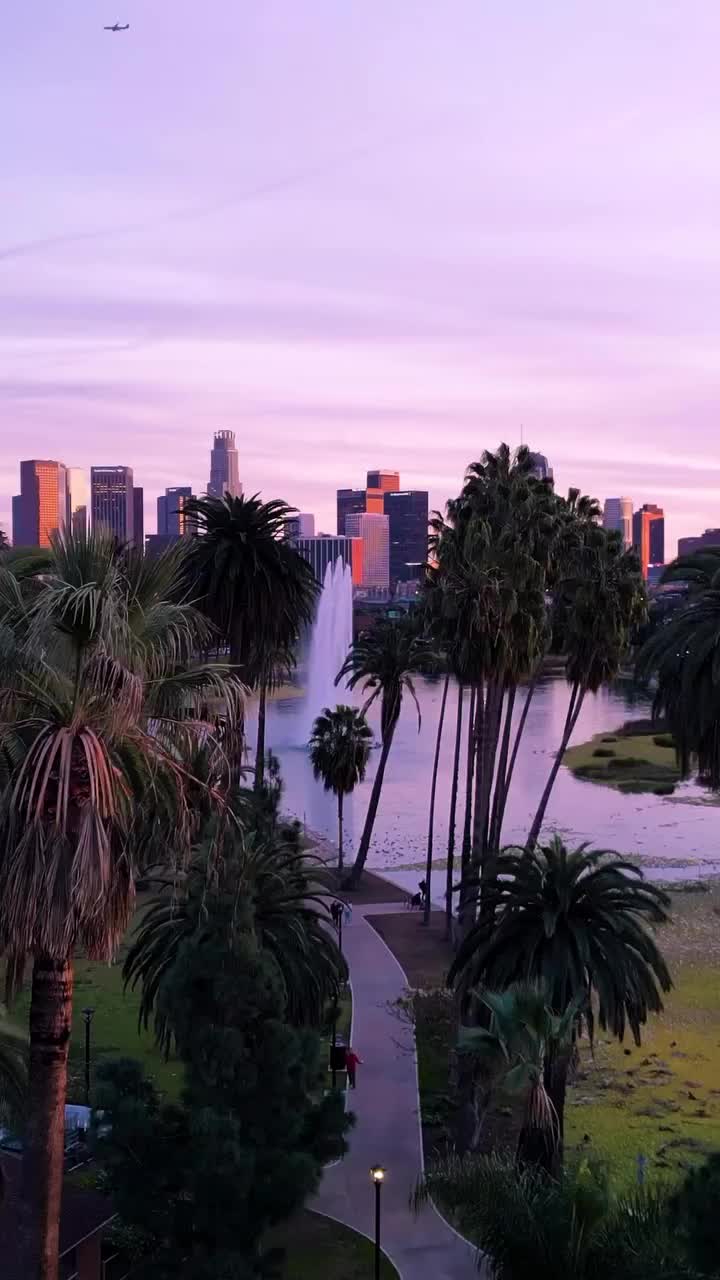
[{"x1": 249, "y1": 673, "x2": 720, "y2": 880}]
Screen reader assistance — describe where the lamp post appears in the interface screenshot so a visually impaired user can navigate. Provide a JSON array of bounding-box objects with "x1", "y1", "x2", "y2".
[
  {"x1": 370, "y1": 1165, "x2": 386, "y2": 1280},
  {"x1": 82, "y1": 1007, "x2": 95, "y2": 1106}
]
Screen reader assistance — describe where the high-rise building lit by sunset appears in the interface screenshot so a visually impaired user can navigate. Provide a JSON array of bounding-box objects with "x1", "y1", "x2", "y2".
[
  {"x1": 91, "y1": 466, "x2": 134, "y2": 542},
  {"x1": 632, "y1": 504, "x2": 664, "y2": 579},
  {"x1": 12, "y1": 459, "x2": 68, "y2": 547},
  {"x1": 208, "y1": 430, "x2": 242, "y2": 499},
  {"x1": 366, "y1": 470, "x2": 400, "y2": 492},
  {"x1": 603, "y1": 497, "x2": 633, "y2": 547},
  {"x1": 345, "y1": 512, "x2": 390, "y2": 588}
]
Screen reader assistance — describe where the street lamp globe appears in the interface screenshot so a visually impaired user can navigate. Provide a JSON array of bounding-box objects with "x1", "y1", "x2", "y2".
[{"x1": 370, "y1": 1165, "x2": 386, "y2": 1184}]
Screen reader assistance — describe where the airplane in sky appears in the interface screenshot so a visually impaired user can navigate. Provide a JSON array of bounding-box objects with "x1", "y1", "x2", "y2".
[{"x1": 104, "y1": 22, "x2": 129, "y2": 32}]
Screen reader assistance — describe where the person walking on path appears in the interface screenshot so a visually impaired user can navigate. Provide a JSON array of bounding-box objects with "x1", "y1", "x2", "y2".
[{"x1": 345, "y1": 1047, "x2": 363, "y2": 1089}]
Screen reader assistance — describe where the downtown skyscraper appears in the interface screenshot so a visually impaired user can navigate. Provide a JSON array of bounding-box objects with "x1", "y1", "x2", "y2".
[
  {"x1": 208, "y1": 430, "x2": 242, "y2": 499},
  {"x1": 91, "y1": 466, "x2": 134, "y2": 542},
  {"x1": 337, "y1": 469, "x2": 428, "y2": 584},
  {"x1": 12, "y1": 459, "x2": 68, "y2": 547},
  {"x1": 603, "y1": 497, "x2": 633, "y2": 548}
]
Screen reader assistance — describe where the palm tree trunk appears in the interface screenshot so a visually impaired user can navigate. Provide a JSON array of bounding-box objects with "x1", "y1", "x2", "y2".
[
  {"x1": 337, "y1": 791, "x2": 344, "y2": 872},
  {"x1": 470, "y1": 681, "x2": 504, "y2": 921},
  {"x1": 497, "y1": 671, "x2": 537, "y2": 838},
  {"x1": 254, "y1": 680, "x2": 267, "y2": 793},
  {"x1": 458, "y1": 686, "x2": 477, "y2": 928},
  {"x1": 343, "y1": 726, "x2": 396, "y2": 889},
  {"x1": 445, "y1": 683, "x2": 464, "y2": 941},
  {"x1": 527, "y1": 680, "x2": 586, "y2": 849},
  {"x1": 21, "y1": 954, "x2": 74, "y2": 1280},
  {"x1": 516, "y1": 1050, "x2": 568, "y2": 1179},
  {"x1": 423, "y1": 673, "x2": 450, "y2": 926},
  {"x1": 488, "y1": 684, "x2": 516, "y2": 851}
]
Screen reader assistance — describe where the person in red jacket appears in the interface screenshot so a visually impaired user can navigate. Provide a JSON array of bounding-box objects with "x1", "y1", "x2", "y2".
[{"x1": 345, "y1": 1047, "x2": 363, "y2": 1089}]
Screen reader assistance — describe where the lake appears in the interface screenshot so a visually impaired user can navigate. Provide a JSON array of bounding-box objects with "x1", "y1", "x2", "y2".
[{"x1": 249, "y1": 672, "x2": 720, "y2": 887}]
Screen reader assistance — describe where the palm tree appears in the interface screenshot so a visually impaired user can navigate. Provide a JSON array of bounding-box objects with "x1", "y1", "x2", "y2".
[
  {"x1": 450, "y1": 837, "x2": 672, "y2": 1174},
  {"x1": 661, "y1": 546, "x2": 720, "y2": 591},
  {"x1": 0, "y1": 530, "x2": 244, "y2": 1280},
  {"x1": 638, "y1": 587, "x2": 720, "y2": 787},
  {"x1": 185, "y1": 492, "x2": 319, "y2": 674},
  {"x1": 308, "y1": 705, "x2": 373, "y2": 871},
  {"x1": 527, "y1": 530, "x2": 645, "y2": 848},
  {"x1": 457, "y1": 983, "x2": 582, "y2": 1166},
  {"x1": 185, "y1": 495, "x2": 319, "y2": 788},
  {"x1": 439, "y1": 469, "x2": 550, "y2": 918},
  {"x1": 124, "y1": 828, "x2": 347, "y2": 1052},
  {"x1": 337, "y1": 616, "x2": 433, "y2": 889}
]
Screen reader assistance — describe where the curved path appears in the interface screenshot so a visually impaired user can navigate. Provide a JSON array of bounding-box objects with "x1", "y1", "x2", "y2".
[{"x1": 314, "y1": 902, "x2": 480, "y2": 1279}]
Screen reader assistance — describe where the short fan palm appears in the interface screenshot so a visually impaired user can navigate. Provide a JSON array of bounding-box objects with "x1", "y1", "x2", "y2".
[{"x1": 309, "y1": 705, "x2": 372, "y2": 871}]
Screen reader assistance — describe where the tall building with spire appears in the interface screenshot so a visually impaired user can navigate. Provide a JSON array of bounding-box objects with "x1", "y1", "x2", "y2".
[{"x1": 208, "y1": 430, "x2": 242, "y2": 499}]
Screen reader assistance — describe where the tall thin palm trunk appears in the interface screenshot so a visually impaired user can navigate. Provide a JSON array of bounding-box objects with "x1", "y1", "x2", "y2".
[
  {"x1": 488, "y1": 684, "x2": 515, "y2": 851},
  {"x1": 499, "y1": 671, "x2": 538, "y2": 831},
  {"x1": 527, "y1": 680, "x2": 585, "y2": 848},
  {"x1": 254, "y1": 681, "x2": 267, "y2": 793},
  {"x1": 445, "y1": 682, "x2": 464, "y2": 941},
  {"x1": 458, "y1": 686, "x2": 477, "y2": 927},
  {"x1": 470, "y1": 681, "x2": 503, "y2": 904},
  {"x1": 343, "y1": 725, "x2": 397, "y2": 889},
  {"x1": 337, "y1": 791, "x2": 344, "y2": 872},
  {"x1": 423, "y1": 673, "x2": 450, "y2": 926},
  {"x1": 22, "y1": 954, "x2": 74, "y2": 1280}
]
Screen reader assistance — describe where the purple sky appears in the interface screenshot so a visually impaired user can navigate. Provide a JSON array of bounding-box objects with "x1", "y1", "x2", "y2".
[{"x1": 3, "y1": 1, "x2": 720, "y2": 553}]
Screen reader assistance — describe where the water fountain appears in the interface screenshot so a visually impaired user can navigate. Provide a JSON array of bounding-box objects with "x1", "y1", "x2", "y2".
[{"x1": 299, "y1": 558, "x2": 354, "y2": 744}]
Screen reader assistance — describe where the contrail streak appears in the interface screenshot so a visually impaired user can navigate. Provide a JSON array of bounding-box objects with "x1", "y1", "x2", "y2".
[{"x1": 0, "y1": 123, "x2": 442, "y2": 264}]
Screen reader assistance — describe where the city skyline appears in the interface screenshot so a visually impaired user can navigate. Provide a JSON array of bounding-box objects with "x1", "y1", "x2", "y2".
[
  {"x1": 5, "y1": 445, "x2": 714, "y2": 565},
  {"x1": 4, "y1": 4, "x2": 720, "y2": 555}
]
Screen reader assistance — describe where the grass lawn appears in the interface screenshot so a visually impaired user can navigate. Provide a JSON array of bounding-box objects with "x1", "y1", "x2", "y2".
[
  {"x1": 566, "y1": 881, "x2": 720, "y2": 1189},
  {"x1": 274, "y1": 1210, "x2": 398, "y2": 1278},
  {"x1": 564, "y1": 728, "x2": 680, "y2": 794}
]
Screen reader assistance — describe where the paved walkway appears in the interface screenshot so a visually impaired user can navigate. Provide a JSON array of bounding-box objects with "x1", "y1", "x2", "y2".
[{"x1": 314, "y1": 902, "x2": 480, "y2": 1279}]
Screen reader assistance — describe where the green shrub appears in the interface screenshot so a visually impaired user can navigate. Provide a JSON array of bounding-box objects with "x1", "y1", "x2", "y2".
[
  {"x1": 670, "y1": 1152, "x2": 720, "y2": 1275},
  {"x1": 653, "y1": 784, "x2": 675, "y2": 796},
  {"x1": 653, "y1": 734, "x2": 675, "y2": 750},
  {"x1": 600, "y1": 736, "x2": 618, "y2": 743},
  {"x1": 592, "y1": 748, "x2": 616, "y2": 758},
  {"x1": 416, "y1": 1152, "x2": 688, "y2": 1279},
  {"x1": 613, "y1": 756, "x2": 640, "y2": 769}
]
